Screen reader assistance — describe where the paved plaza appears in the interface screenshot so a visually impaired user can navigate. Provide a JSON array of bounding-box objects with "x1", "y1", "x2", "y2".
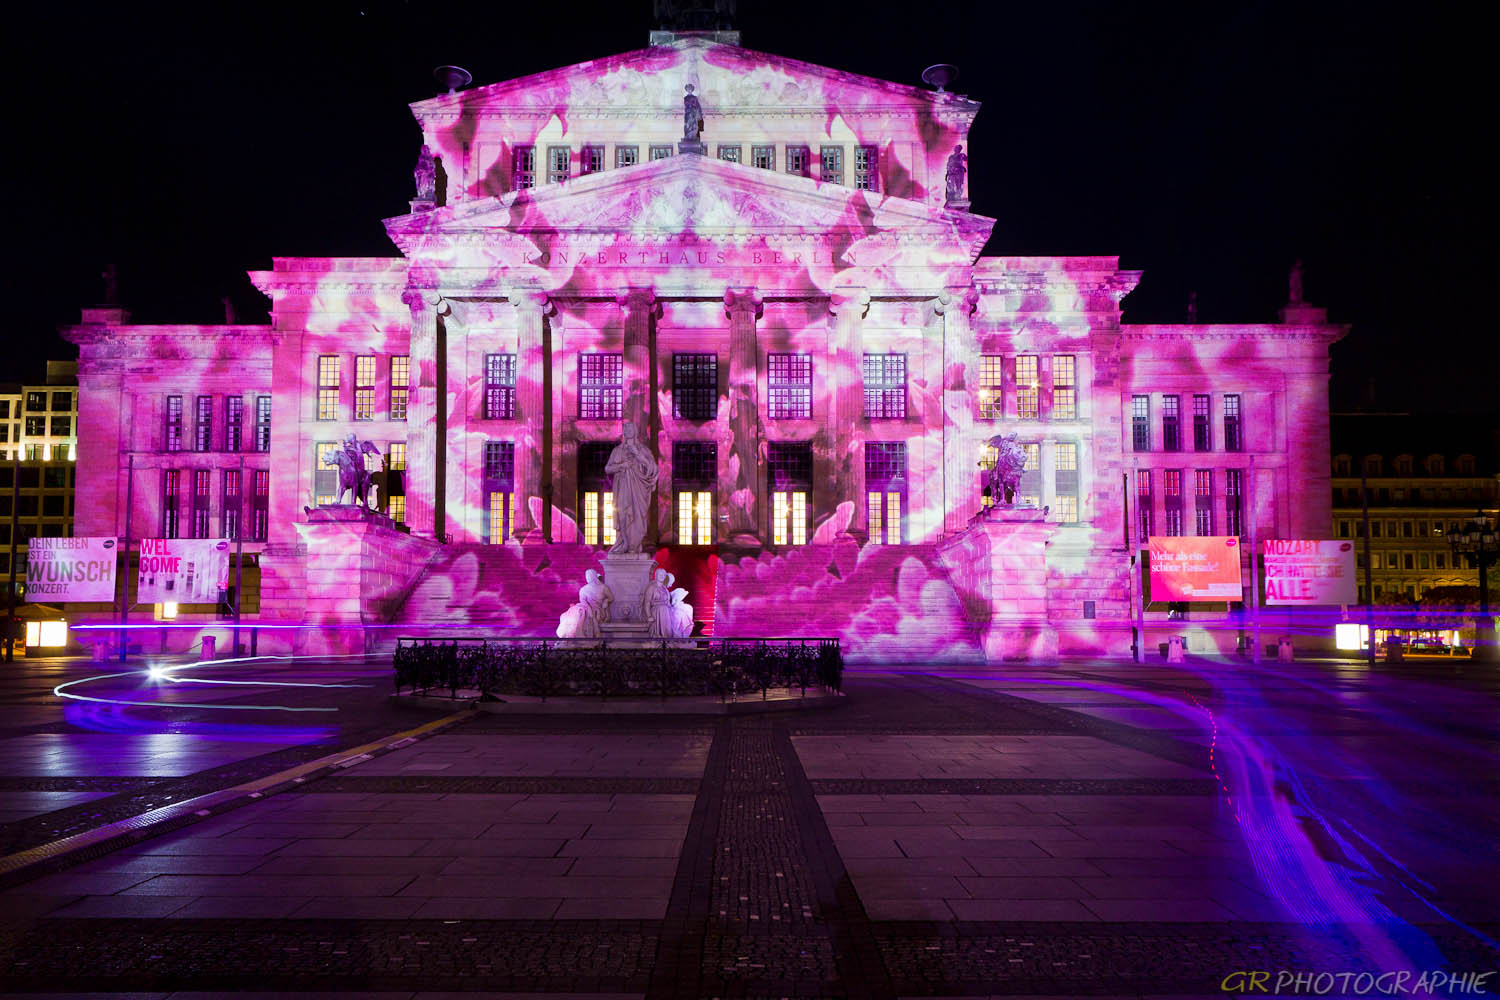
[{"x1": 0, "y1": 653, "x2": 1495, "y2": 998}]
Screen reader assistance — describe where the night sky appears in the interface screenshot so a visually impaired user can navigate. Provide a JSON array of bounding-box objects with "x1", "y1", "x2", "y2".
[{"x1": 5, "y1": 1, "x2": 1488, "y2": 415}]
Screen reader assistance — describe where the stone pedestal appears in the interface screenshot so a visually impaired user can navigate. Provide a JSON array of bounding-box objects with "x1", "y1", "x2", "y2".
[
  {"x1": 678, "y1": 140, "x2": 707, "y2": 156},
  {"x1": 937, "y1": 507, "x2": 1059, "y2": 661},
  {"x1": 600, "y1": 552, "x2": 656, "y2": 641}
]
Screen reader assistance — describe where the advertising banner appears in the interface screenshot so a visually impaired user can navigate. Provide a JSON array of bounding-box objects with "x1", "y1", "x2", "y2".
[
  {"x1": 137, "y1": 538, "x2": 231, "y2": 604},
  {"x1": 1148, "y1": 536, "x2": 1244, "y2": 601},
  {"x1": 24, "y1": 537, "x2": 119, "y2": 602},
  {"x1": 1264, "y1": 539, "x2": 1357, "y2": 605}
]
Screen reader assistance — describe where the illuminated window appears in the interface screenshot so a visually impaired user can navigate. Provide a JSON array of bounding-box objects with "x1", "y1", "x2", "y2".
[
  {"x1": 1015, "y1": 355, "x2": 1039, "y2": 419},
  {"x1": 1131, "y1": 395, "x2": 1150, "y2": 451},
  {"x1": 222, "y1": 468, "x2": 241, "y2": 540},
  {"x1": 252, "y1": 470, "x2": 269, "y2": 541},
  {"x1": 1193, "y1": 394, "x2": 1211, "y2": 451},
  {"x1": 819, "y1": 145, "x2": 844, "y2": 185},
  {"x1": 483, "y1": 441, "x2": 515, "y2": 544},
  {"x1": 786, "y1": 145, "x2": 810, "y2": 177},
  {"x1": 673, "y1": 354, "x2": 717, "y2": 420},
  {"x1": 1223, "y1": 394, "x2": 1242, "y2": 452},
  {"x1": 865, "y1": 443, "x2": 906, "y2": 544},
  {"x1": 615, "y1": 146, "x2": 639, "y2": 168},
  {"x1": 752, "y1": 145, "x2": 775, "y2": 169},
  {"x1": 717, "y1": 145, "x2": 741, "y2": 163},
  {"x1": 579, "y1": 441, "x2": 617, "y2": 547},
  {"x1": 165, "y1": 395, "x2": 183, "y2": 452},
  {"x1": 1225, "y1": 468, "x2": 1243, "y2": 537},
  {"x1": 255, "y1": 396, "x2": 272, "y2": 452},
  {"x1": 547, "y1": 145, "x2": 570, "y2": 184},
  {"x1": 1194, "y1": 469, "x2": 1214, "y2": 535},
  {"x1": 162, "y1": 469, "x2": 181, "y2": 538},
  {"x1": 354, "y1": 355, "x2": 376, "y2": 421},
  {"x1": 580, "y1": 145, "x2": 604, "y2": 175},
  {"x1": 485, "y1": 491, "x2": 513, "y2": 544},
  {"x1": 1055, "y1": 441, "x2": 1079, "y2": 522},
  {"x1": 674, "y1": 441, "x2": 716, "y2": 545},
  {"x1": 314, "y1": 442, "x2": 339, "y2": 506},
  {"x1": 978, "y1": 355, "x2": 1004, "y2": 419},
  {"x1": 768, "y1": 353, "x2": 812, "y2": 419},
  {"x1": 1051, "y1": 355, "x2": 1076, "y2": 420},
  {"x1": 512, "y1": 145, "x2": 536, "y2": 189},
  {"x1": 1163, "y1": 469, "x2": 1184, "y2": 536},
  {"x1": 862, "y1": 353, "x2": 906, "y2": 419},
  {"x1": 226, "y1": 396, "x2": 243, "y2": 452},
  {"x1": 317, "y1": 355, "x2": 340, "y2": 421},
  {"x1": 1018, "y1": 442, "x2": 1041, "y2": 508},
  {"x1": 854, "y1": 146, "x2": 878, "y2": 191},
  {"x1": 1162, "y1": 395, "x2": 1181, "y2": 452},
  {"x1": 389, "y1": 356, "x2": 409, "y2": 420},
  {"x1": 579, "y1": 353, "x2": 624, "y2": 420},
  {"x1": 192, "y1": 469, "x2": 211, "y2": 538},
  {"x1": 388, "y1": 494, "x2": 405, "y2": 524},
  {"x1": 648, "y1": 144, "x2": 673, "y2": 161},
  {"x1": 485, "y1": 354, "x2": 517, "y2": 419},
  {"x1": 388, "y1": 442, "x2": 406, "y2": 470},
  {"x1": 1136, "y1": 470, "x2": 1153, "y2": 541},
  {"x1": 769, "y1": 442, "x2": 813, "y2": 546},
  {"x1": 194, "y1": 395, "x2": 213, "y2": 452}
]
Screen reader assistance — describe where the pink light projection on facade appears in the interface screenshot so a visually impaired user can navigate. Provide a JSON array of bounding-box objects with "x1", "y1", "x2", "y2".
[{"x1": 63, "y1": 31, "x2": 1345, "y2": 659}]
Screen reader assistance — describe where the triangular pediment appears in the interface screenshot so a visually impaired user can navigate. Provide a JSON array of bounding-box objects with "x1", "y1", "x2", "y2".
[{"x1": 387, "y1": 153, "x2": 994, "y2": 251}]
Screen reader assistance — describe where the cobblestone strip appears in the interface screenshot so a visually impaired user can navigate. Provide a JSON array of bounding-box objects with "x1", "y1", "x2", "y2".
[
  {"x1": 0, "y1": 776, "x2": 162, "y2": 793},
  {"x1": 291, "y1": 775, "x2": 701, "y2": 795}
]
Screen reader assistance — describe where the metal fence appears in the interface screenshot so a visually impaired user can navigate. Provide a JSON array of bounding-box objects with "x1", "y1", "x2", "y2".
[{"x1": 392, "y1": 636, "x2": 842, "y2": 701}]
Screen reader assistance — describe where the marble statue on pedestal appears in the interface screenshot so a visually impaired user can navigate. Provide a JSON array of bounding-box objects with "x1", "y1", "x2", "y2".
[
  {"x1": 642, "y1": 566, "x2": 694, "y2": 638},
  {"x1": 557, "y1": 569, "x2": 613, "y2": 639},
  {"x1": 665, "y1": 587, "x2": 695, "y2": 638},
  {"x1": 606, "y1": 423, "x2": 659, "y2": 554}
]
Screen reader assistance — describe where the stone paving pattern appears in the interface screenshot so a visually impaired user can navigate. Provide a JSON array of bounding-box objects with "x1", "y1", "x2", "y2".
[{"x1": 0, "y1": 661, "x2": 1496, "y2": 996}]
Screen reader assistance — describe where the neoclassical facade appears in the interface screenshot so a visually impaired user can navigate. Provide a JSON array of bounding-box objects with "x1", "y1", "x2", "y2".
[{"x1": 66, "y1": 31, "x2": 1345, "y2": 659}]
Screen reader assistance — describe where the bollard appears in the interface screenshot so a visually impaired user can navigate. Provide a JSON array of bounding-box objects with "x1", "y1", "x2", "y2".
[
  {"x1": 1277, "y1": 637, "x2": 1294, "y2": 662},
  {"x1": 93, "y1": 641, "x2": 109, "y2": 663},
  {"x1": 1167, "y1": 635, "x2": 1185, "y2": 663},
  {"x1": 200, "y1": 635, "x2": 216, "y2": 661}
]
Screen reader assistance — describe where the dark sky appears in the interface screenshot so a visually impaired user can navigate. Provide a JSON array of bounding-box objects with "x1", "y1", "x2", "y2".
[{"x1": 5, "y1": 1, "x2": 1490, "y2": 414}]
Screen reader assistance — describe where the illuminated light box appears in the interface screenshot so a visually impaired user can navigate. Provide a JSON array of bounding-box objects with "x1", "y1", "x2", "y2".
[
  {"x1": 1334, "y1": 623, "x2": 1369, "y2": 651},
  {"x1": 25, "y1": 620, "x2": 69, "y2": 648},
  {"x1": 1148, "y1": 537, "x2": 1243, "y2": 601},
  {"x1": 1264, "y1": 539, "x2": 1356, "y2": 605}
]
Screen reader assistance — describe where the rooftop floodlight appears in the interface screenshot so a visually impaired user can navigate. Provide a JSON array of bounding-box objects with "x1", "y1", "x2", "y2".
[
  {"x1": 921, "y1": 64, "x2": 960, "y2": 93},
  {"x1": 433, "y1": 65, "x2": 473, "y2": 95}
]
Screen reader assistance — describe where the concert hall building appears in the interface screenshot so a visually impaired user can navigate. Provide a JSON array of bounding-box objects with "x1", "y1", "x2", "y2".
[{"x1": 65, "y1": 29, "x2": 1345, "y2": 660}]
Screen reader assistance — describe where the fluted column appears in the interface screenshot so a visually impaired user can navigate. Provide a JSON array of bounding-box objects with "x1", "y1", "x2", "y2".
[
  {"x1": 829, "y1": 287, "x2": 870, "y2": 538},
  {"x1": 616, "y1": 289, "x2": 656, "y2": 439},
  {"x1": 936, "y1": 289, "x2": 980, "y2": 535},
  {"x1": 509, "y1": 287, "x2": 551, "y2": 542},
  {"x1": 402, "y1": 288, "x2": 445, "y2": 540},
  {"x1": 724, "y1": 288, "x2": 763, "y2": 545}
]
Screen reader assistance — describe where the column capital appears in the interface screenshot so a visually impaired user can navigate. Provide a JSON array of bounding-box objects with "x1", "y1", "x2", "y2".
[
  {"x1": 828, "y1": 287, "x2": 870, "y2": 318},
  {"x1": 615, "y1": 288, "x2": 657, "y2": 314},
  {"x1": 506, "y1": 287, "x2": 552, "y2": 316},
  {"x1": 401, "y1": 288, "x2": 446, "y2": 312},
  {"x1": 931, "y1": 285, "x2": 979, "y2": 316},
  {"x1": 723, "y1": 287, "x2": 763, "y2": 318}
]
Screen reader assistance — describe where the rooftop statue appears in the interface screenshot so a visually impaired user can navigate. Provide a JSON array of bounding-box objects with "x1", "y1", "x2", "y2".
[
  {"x1": 1289, "y1": 259, "x2": 1305, "y2": 305},
  {"x1": 683, "y1": 84, "x2": 704, "y2": 140},
  {"x1": 606, "y1": 423, "x2": 660, "y2": 554},
  {"x1": 413, "y1": 145, "x2": 437, "y2": 203},
  {"x1": 944, "y1": 145, "x2": 968, "y2": 205}
]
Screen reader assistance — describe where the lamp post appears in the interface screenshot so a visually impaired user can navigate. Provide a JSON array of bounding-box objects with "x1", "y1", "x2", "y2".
[{"x1": 1448, "y1": 509, "x2": 1498, "y2": 662}]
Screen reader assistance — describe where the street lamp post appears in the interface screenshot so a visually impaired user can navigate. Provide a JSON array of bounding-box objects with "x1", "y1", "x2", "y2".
[{"x1": 1448, "y1": 509, "x2": 1498, "y2": 662}]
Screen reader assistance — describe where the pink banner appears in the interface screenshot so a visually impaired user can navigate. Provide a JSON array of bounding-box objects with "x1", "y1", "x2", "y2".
[
  {"x1": 1263, "y1": 539, "x2": 1357, "y2": 605},
  {"x1": 1148, "y1": 536, "x2": 1244, "y2": 601}
]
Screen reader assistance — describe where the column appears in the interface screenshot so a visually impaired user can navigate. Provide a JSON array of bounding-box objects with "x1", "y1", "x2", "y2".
[
  {"x1": 402, "y1": 289, "x2": 444, "y2": 540},
  {"x1": 617, "y1": 289, "x2": 656, "y2": 438},
  {"x1": 509, "y1": 288, "x2": 551, "y2": 542},
  {"x1": 829, "y1": 287, "x2": 870, "y2": 538},
  {"x1": 724, "y1": 287, "x2": 763, "y2": 545},
  {"x1": 1040, "y1": 438, "x2": 1057, "y2": 514},
  {"x1": 937, "y1": 289, "x2": 979, "y2": 535}
]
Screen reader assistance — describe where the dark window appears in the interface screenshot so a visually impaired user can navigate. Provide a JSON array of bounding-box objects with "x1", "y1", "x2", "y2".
[
  {"x1": 1131, "y1": 395, "x2": 1150, "y2": 451},
  {"x1": 854, "y1": 145, "x2": 878, "y2": 190},
  {"x1": 18, "y1": 495, "x2": 37, "y2": 517},
  {"x1": 648, "y1": 145, "x2": 673, "y2": 161},
  {"x1": 1223, "y1": 394, "x2": 1242, "y2": 452},
  {"x1": 615, "y1": 146, "x2": 639, "y2": 168},
  {"x1": 226, "y1": 397, "x2": 244, "y2": 451},
  {"x1": 50, "y1": 416, "x2": 71, "y2": 436},
  {"x1": 1225, "y1": 468, "x2": 1244, "y2": 536},
  {"x1": 192, "y1": 469, "x2": 211, "y2": 538},
  {"x1": 862, "y1": 353, "x2": 906, "y2": 419},
  {"x1": 547, "y1": 145, "x2": 570, "y2": 183},
  {"x1": 768, "y1": 354, "x2": 813, "y2": 419},
  {"x1": 1194, "y1": 469, "x2": 1213, "y2": 535},
  {"x1": 1162, "y1": 395, "x2": 1181, "y2": 452},
  {"x1": 43, "y1": 494, "x2": 64, "y2": 516},
  {"x1": 1163, "y1": 469, "x2": 1184, "y2": 536},
  {"x1": 751, "y1": 145, "x2": 775, "y2": 169},
  {"x1": 673, "y1": 354, "x2": 717, "y2": 420},
  {"x1": 162, "y1": 469, "x2": 181, "y2": 539},
  {"x1": 252, "y1": 470, "x2": 269, "y2": 541},
  {"x1": 24, "y1": 417, "x2": 45, "y2": 436},
  {"x1": 580, "y1": 145, "x2": 604, "y2": 174},
  {"x1": 1084, "y1": 600, "x2": 1097, "y2": 619},
  {"x1": 194, "y1": 395, "x2": 213, "y2": 452},
  {"x1": 51, "y1": 391, "x2": 72, "y2": 411},
  {"x1": 716, "y1": 145, "x2": 741, "y2": 163},
  {"x1": 25, "y1": 392, "x2": 46, "y2": 412},
  {"x1": 254, "y1": 396, "x2": 272, "y2": 452},
  {"x1": 512, "y1": 145, "x2": 536, "y2": 189},
  {"x1": 165, "y1": 396, "x2": 183, "y2": 452},
  {"x1": 786, "y1": 145, "x2": 810, "y2": 177},
  {"x1": 485, "y1": 354, "x2": 517, "y2": 419},
  {"x1": 222, "y1": 468, "x2": 242, "y2": 540},
  {"x1": 483, "y1": 441, "x2": 515, "y2": 485},
  {"x1": 768, "y1": 441, "x2": 814, "y2": 489},
  {"x1": 1137, "y1": 470, "x2": 1153, "y2": 541},
  {"x1": 673, "y1": 440, "x2": 717, "y2": 484},
  {"x1": 579, "y1": 353, "x2": 624, "y2": 420},
  {"x1": 1193, "y1": 394, "x2": 1211, "y2": 451},
  {"x1": 819, "y1": 145, "x2": 844, "y2": 184}
]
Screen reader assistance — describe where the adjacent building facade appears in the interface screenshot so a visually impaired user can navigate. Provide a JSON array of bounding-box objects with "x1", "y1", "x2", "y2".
[
  {"x1": 64, "y1": 31, "x2": 1345, "y2": 659},
  {"x1": 1, "y1": 361, "x2": 79, "y2": 597}
]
